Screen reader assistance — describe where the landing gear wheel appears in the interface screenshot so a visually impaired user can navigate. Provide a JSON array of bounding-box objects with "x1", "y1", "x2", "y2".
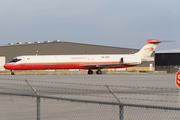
[
  {"x1": 96, "y1": 70, "x2": 102, "y2": 74},
  {"x1": 11, "y1": 72, "x2": 15, "y2": 75},
  {"x1": 88, "y1": 70, "x2": 93, "y2": 75}
]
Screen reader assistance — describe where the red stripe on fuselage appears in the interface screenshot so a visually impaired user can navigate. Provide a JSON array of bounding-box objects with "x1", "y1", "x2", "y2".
[{"x1": 4, "y1": 62, "x2": 135, "y2": 70}]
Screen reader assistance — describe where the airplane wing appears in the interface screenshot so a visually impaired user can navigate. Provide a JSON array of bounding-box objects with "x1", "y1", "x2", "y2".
[{"x1": 81, "y1": 62, "x2": 139, "y2": 68}]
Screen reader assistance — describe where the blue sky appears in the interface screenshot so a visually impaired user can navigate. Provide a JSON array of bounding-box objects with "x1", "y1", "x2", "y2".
[{"x1": 0, "y1": 0, "x2": 179, "y2": 50}]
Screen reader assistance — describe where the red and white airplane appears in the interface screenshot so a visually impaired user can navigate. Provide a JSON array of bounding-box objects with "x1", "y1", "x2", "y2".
[{"x1": 4, "y1": 39, "x2": 165, "y2": 75}]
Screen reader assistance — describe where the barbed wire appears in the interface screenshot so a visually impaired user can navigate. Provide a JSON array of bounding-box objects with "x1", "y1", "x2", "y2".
[
  {"x1": 0, "y1": 87, "x2": 179, "y2": 104},
  {"x1": 0, "y1": 78, "x2": 178, "y2": 90},
  {"x1": 0, "y1": 82, "x2": 178, "y2": 97}
]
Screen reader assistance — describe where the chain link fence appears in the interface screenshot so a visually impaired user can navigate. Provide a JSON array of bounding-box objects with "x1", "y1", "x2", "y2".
[
  {"x1": 1, "y1": 78, "x2": 180, "y2": 120},
  {"x1": 155, "y1": 66, "x2": 179, "y2": 73}
]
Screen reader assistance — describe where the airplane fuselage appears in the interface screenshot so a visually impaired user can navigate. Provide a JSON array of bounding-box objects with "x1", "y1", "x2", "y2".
[{"x1": 4, "y1": 54, "x2": 141, "y2": 70}]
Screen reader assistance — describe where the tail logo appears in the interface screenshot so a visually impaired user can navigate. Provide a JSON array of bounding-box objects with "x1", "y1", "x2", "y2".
[{"x1": 144, "y1": 47, "x2": 154, "y2": 52}]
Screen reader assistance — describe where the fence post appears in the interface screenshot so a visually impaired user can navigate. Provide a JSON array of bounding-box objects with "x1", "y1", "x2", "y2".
[
  {"x1": 37, "y1": 96, "x2": 40, "y2": 120},
  {"x1": 25, "y1": 80, "x2": 40, "y2": 120},
  {"x1": 105, "y1": 85, "x2": 123, "y2": 120},
  {"x1": 119, "y1": 105, "x2": 124, "y2": 120}
]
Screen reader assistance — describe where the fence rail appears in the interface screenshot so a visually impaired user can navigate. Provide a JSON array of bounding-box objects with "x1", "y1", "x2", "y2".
[
  {"x1": 1, "y1": 92, "x2": 180, "y2": 110},
  {"x1": 155, "y1": 66, "x2": 179, "y2": 73}
]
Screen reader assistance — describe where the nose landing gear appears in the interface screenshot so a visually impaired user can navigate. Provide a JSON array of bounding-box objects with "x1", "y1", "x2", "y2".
[{"x1": 11, "y1": 70, "x2": 15, "y2": 75}]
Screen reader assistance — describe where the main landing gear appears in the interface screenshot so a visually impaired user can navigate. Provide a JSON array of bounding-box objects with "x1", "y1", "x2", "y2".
[
  {"x1": 96, "y1": 70, "x2": 102, "y2": 74},
  {"x1": 88, "y1": 69, "x2": 93, "y2": 74},
  {"x1": 96, "y1": 68, "x2": 102, "y2": 74},
  {"x1": 88, "y1": 68, "x2": 102, "y2": 75}
]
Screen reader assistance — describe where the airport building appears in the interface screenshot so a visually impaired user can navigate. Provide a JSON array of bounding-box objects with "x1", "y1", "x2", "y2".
[{"x1": 0, "y1": 40, "x2": 154, "y2": 71}]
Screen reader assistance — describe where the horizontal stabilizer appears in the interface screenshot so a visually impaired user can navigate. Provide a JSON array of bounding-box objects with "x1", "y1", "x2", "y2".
[{"x1": 149, "y1": 40, "x2": 175, "y2": 43}]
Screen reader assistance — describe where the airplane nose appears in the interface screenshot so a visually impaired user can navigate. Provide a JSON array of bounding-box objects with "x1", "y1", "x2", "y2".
[
  {"x1": 4, "y1": 64, "x2": 8, "y2": 69},
  {"x1": 4, "y1": 64, "x2": 13, "y2": 70}
]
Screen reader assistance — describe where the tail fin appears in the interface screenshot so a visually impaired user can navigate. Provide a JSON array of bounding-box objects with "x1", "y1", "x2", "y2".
[{"x1": 135, "y1": 39, "x2": 161, "y2": 57}]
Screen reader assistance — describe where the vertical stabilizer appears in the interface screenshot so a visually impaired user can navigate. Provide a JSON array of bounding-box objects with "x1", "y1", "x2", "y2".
[{"x1": 135, "y1": 39, "x2": 161, "y2": 59}]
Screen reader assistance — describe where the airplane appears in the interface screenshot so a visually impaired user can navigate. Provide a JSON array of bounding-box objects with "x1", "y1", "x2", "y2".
[{"x1": 4, "y1": 39, "x2": 168, "y2": 75}]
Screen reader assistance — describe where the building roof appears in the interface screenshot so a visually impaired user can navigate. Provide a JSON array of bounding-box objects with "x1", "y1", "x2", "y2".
[
  {"x1": 3, "y1": 41, "x2": 132, "y2": 50},
  {"x1": 156, "y1": 49, "x2": 180, "y2": 54}
]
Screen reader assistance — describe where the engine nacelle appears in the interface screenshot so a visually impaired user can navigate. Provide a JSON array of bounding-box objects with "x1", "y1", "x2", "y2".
[{"x1": 121, "y1": 57, "x2": 142, "y2": 65}]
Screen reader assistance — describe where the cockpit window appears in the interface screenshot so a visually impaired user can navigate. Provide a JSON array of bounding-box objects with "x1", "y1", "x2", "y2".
[{"x1": 9, "y1": 58, "x2": 22, "y2": 63}]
